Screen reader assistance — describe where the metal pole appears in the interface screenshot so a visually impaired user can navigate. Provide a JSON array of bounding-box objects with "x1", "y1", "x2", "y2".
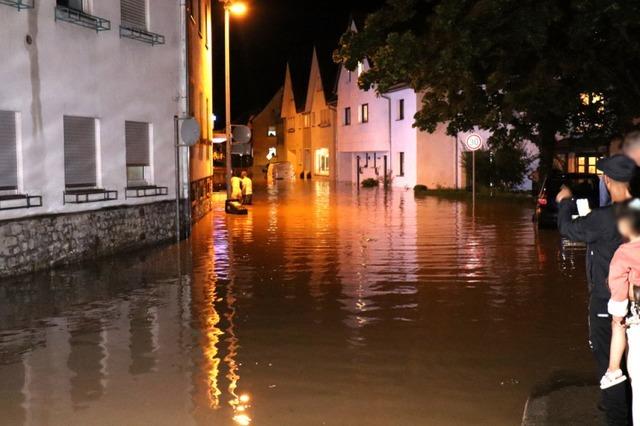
[
  {"x1": 174, "y1": 116, "x2": 181, "y2": 242},
  {"x1": 224, "y1": 5, "x2": 232, "y2": 200},
  {"x1": 472, "y1": 150, "x2": 476, "y2": 214}
]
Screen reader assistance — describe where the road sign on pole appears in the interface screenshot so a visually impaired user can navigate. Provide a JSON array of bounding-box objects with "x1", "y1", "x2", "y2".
[{"x1": 464, "y1": 134, "x2": 483, "y2": 214}]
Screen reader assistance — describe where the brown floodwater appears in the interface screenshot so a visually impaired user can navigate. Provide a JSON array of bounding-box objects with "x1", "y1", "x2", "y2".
[{"x1": 0, "y1": 181, "x2": 596, "y2": 425}]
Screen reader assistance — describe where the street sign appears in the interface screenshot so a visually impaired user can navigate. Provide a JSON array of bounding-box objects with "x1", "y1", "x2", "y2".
[
  {"x1": 464, "y1": 134, "x2": 483, "y2": 151},
  {"x1": 180, "y1": 118, "x2": 201, "y2": 146}
]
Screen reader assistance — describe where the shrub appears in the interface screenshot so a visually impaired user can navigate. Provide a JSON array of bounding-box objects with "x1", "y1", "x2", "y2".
[
  {"x1": 414, "y1": 184, "x2": 428, "y2": 195},
  {"x1": 361, "y1": 178, "x2": 379, "y2": 188}
]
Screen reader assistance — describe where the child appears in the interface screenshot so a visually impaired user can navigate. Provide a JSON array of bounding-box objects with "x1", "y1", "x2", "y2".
[{"x1": 602, "y1": 199, "x2": 640, "y2": 393}]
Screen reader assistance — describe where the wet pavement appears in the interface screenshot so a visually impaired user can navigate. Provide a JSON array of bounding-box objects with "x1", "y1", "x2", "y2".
[{"x1": 0, "y1": 181, "x2": 597, "y2": 425}]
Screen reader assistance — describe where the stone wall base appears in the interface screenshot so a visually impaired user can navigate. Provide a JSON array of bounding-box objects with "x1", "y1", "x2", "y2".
[{"x1": 0, "y1": 200, "x2": 176, "y2": 278}]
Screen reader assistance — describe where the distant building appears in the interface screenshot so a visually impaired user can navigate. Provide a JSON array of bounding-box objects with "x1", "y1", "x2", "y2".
[
  {"x1": 250, "y1": 87, "x2": 284, "y2": 177},
  {"x1": 0, "y1": 0, "x2": 211, "y2": 277},
  {"x1": 280, "y1": 49, "x2": 337, "y2": 180},
  {"x1": 335, "y1": 20, "x2": 538, "y2": 190}
]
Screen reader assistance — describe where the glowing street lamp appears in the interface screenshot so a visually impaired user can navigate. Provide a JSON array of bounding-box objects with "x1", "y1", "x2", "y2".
[{"x1": 220, "y1": 0, "x2": 248, "y2": 200}]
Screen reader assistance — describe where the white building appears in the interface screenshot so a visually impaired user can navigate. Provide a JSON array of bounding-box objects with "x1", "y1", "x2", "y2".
[
  {"x1": 0, "y1": 0, "x2": 180, "y2": 216},
  {"x1": 0, "y1": 0, "x2": 194, "y2": 277},
  {"x1": 335, "y1": 58, "x2": 460, "y2": 189},
  {"x1": 335, "y1": 21, "x2": 538, "y2": 191}
]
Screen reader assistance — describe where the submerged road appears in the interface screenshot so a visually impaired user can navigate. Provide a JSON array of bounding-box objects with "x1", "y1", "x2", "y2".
[{"x1": 0, "y1": 181, "x2": 595, "y2": 425}]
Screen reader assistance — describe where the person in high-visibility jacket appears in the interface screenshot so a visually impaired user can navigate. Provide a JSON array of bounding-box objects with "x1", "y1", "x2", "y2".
[
  {"x1": 230, "y1": 170, "x2": 243, "y2": 201},
  {"x1": 241, "y1": 171, "x2": 253, "y2": 205}
]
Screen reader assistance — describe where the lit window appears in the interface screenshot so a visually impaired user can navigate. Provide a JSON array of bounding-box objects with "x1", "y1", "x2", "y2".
[
  {"x1": 360, "y1": 104, "x2": 369, "y2": 123},
  {"x1": 315, "y1": 148, "x2": 330, "y2": 176},
  {"x1": 267, "y1": 147, "x2": 277, "y2": 160},
  {"x1": 267, "y1": 126, "x2": 277, "y2": 137}
]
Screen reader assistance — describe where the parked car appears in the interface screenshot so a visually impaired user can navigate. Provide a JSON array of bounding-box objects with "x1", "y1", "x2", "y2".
[{"x1": 535, "y1": 171, "x2": 601, "y2": 228}]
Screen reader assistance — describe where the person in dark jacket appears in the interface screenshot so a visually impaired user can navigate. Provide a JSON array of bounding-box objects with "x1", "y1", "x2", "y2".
[{"x1": 557, "y1": 154, "x2": 635, "y2": 425}]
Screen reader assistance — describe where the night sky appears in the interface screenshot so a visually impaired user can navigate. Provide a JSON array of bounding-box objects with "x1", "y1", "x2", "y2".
[{"x1": 212, "y1": 0, "x2": 386, "y2": 126}]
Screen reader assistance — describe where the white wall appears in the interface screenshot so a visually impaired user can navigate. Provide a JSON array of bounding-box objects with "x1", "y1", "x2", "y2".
[
  {"x1": 387, "y1": 89, "x2": 418, "y2": 188},
  {"x1": 0, "y1": 1, "x2": 179, "y2": 220}
]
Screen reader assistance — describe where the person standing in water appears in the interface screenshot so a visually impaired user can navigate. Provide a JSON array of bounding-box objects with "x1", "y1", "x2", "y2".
[
  {"x1": 230, "y1": 170, "x2": 243, "y2": 201},
  {"x1": 241, "y1": 171, "x2": 253, "y2": 205},
  {"x1": 557, "y1": 154, "x2": 635, "y2": 425}
]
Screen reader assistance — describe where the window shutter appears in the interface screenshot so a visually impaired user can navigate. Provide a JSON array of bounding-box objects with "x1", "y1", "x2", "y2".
[
  {"x1": 121, "y1": 0, "x2": 146, "y2": 30},
  {"x1": 64, "y1": 116, "x2": 96, "y2": 187},
  {"x1": 0, "y1": 111, "x2": 18, "y2": 190},
  {"x1": 125, "y1": 121, "x2": 150, "y2": 166}
]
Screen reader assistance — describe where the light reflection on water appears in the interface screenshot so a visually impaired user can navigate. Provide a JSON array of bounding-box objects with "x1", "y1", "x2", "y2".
[{"x1": 0, "y1": 181, "x2": 592, "y2": 425}]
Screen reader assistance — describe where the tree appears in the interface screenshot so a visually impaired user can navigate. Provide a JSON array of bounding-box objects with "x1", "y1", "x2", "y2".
[
  {"x1": 334, "y1": 0, "x2": 640, "y2": 172},
  {"x1": 462, "y1": 138, "x2": 534, "y2": 191}
]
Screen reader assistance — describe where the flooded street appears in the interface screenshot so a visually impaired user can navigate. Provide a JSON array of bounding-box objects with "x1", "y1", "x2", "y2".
[{"x1": 0, "y1": 181, "x2": 595, "y2": 425}]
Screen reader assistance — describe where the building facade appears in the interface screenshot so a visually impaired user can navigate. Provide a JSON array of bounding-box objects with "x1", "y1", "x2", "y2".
[
  {"x1": 187, "y1": 0, "x2": 215, "y2": 221},
  {"x1": 250, "y1": 87, "x2": 284, "y2": 177},
  {"x1": 280, "y1": 50, "x2": 337, "y2": 180},
  {"x1": 0, "y1": 0, "x2": 199, "y2": 276}
]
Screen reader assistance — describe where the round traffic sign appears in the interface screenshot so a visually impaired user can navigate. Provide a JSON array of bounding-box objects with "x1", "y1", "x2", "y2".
[
  {"x1": 465, "y1": 134, "x2": 483, "y2": 151},
  {"x1": 180, "y1": 118, "x2": 201, "y2": 146}
]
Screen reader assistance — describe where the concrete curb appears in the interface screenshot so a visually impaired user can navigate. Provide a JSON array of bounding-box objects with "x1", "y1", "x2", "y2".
[{"x1": 522, "y1": 385, "x2": 604, "y2": 425}]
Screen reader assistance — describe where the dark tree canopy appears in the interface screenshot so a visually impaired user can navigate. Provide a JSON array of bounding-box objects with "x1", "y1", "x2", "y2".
[{"x1": 334, "y1": 0, "x2": 640, "y2": 171}]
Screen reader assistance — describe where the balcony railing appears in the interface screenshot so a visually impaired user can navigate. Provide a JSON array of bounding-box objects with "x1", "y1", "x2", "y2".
[
  {"x1": 63, "y1": 188, "x2": 118, "y2": 204},
  {"x1": 0, "y1": 0, "x2": 34, "y2": 11},
  {"x1": 125, "y1": 185, "x2": 168, "y2": 199},
  {"x1": 119, "y1": 26, "x2": 165, "y2": 46},
  {"x1": 0, "y1": 193, "x2": 42, "y2": 211},
  {"x1": 55, "y1": 5, "x2": 111, "y2": 32}
]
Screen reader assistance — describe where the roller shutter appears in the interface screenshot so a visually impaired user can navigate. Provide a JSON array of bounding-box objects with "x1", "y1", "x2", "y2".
[
  {"x1": 0, "y1": 111, "x2": 18, "y2": 190},
  {"x1": 125, "y1": 121, "x2": 150, "y2": 166},
  {"x1": 121, "y1": 0, "x2": 146, "y2": 30},
  {"x1": 64, "y1": 116, "x2": 96, "y2": 187}
]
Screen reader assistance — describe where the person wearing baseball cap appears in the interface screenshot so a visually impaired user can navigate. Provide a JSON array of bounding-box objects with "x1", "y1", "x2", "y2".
[{"x1": 556, "y1": 154, "x2": 634, "y2": 425}]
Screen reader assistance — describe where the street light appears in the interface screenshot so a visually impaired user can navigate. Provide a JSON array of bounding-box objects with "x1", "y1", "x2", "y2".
[{"x1": 220, "y1": 0, "x2": 247, "y2": 200}]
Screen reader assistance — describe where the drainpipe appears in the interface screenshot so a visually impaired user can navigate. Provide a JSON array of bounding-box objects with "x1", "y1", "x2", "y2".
[
  {"x1": 176, "y1": 0, "x2": 191, "y2": 240},
  {"x1": 381, "y1": 94, "x2": 392, "y2": 189},
  {"x1": 329, "y1": 104, "x2": 337, "y2": 182}
]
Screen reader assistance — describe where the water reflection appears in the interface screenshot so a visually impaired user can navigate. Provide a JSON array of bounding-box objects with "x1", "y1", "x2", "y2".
[{"x1": 0, "y1": 182, "x2": 595, "y2": 425}]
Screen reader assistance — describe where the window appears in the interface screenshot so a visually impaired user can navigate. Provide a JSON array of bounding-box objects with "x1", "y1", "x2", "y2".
[
  {"x1": 0, "y1": 111, "x2": 18, "y2": 191},
  {"x1": 398, "y1": 99, "x2": 405, "y2": 120},
  {"x1": 577, "y1": 155, "x2": 601, "y2": 174},
  {"x1": 267, "y1": 126, "x2": 277, "y2": 137},
  {"x1": 57, "y1": 0, "x2": 83, "y2": 11},
  {"x1": 399, "y1": 152, "x2": 405, "y2": 176},
  {"x1": 347, "y1": 70, "x2": 352, "y2": 83},
  {"x1": 319, "y1": 109, "x2": 331, "y2": 127},
  {"x1": 63, "y1": 116, "x2": 97, "y2": 188},
  {"x1": 316, "y1": 148, "x2": 330, "y2": 176},
  {"x1": 344, "y1": 107, "x2": 351, "y2": 126},
  {"x1": 360, "y1": 104, "x2": 369, "y2": 123},
  {"x1": 125, "y1": 121, "x2": 151, "y2": 187},
  {"x1": 121, "y1": 0, "x2": 147, "y2": 30},
  {"x1": 303, "y1": 113, "x2": 312, "y2": 128}
]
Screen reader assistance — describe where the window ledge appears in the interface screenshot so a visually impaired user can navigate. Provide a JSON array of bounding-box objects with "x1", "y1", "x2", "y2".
[
  {"x1": 119, "y1": 25, "x2": 165, "y2": 45},
  {"x1": 64, "y1": 188, "x2": 118, "y2": 204},
  {"x1": 55, "y1": 5, "x2": 111, "y2": 32},
  {"x1": 125, "y1": 185, "x2": 168, "y2": 199},
  {"x1": 0, "y1": 193, "x2": 42, "y2": 211},
  {"x1": 0, "y1": 0, "x2": 33, "y2": 11}
]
